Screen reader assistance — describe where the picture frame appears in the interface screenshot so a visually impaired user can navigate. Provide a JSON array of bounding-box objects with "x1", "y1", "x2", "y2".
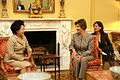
[{"x1": 13, "y1": 0, "x2": 55, "y2": 13}]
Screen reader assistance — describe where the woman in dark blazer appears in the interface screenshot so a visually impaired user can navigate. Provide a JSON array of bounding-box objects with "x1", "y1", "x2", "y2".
[{"x1": 92, "y1": 21, "x2": 114, "y2": 67}]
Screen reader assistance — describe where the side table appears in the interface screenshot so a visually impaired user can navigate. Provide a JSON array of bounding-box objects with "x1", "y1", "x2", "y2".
[{"x1": 33, "y1": 54, "x2": 60, "y2": 80}]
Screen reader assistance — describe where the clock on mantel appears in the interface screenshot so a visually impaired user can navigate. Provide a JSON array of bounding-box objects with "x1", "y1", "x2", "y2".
[{"x1": 29, "y1": 0, "x2": 42, "y2": 18}]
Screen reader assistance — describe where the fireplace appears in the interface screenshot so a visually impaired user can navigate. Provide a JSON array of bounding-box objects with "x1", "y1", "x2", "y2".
[
  {"x1": 0, "y1": 18, "x2": 73, "y2": 70},
  {"x1": 25, "y1": 31, "x2": 56, "y2": 54},
  {"x1": 25, "y1": 31, "x2": 57, "y2": 66}
]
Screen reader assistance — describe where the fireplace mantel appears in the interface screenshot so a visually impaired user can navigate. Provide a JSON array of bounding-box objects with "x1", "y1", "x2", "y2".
[
  {"x1": 0, "y1": 18, "x2": 73, "y2": 21},
  {"x1": 0, "y1": 18, "x2": 73, "y2": 70}
]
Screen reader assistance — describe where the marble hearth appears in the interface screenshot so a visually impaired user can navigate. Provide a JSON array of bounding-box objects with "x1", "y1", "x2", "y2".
[{"x1": 0, "y1": 18, "x2": 73, "y2": 70}]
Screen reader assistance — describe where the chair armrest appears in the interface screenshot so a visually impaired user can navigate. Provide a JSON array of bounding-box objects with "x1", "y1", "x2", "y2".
[
  {"x1": 0, "y1": 56, "x2": 8, "y2": 80},
  {"x1": 99, "y1": 52, "x2": 103, "y2": 66},
  {"x1": 0, "y1": 56, "x2": 6, "y2": 72},
  {"x1": 114, "y1": 42, "x2": 120, "y2": 53}
]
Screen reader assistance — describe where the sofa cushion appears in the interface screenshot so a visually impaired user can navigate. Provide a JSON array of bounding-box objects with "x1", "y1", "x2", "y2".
[
  {"x1": 0, "y1": 37, "x2": 16, "y2": 74},
  {"x1": 87, "y1": 59, "x2": 101, "y2": 67}
]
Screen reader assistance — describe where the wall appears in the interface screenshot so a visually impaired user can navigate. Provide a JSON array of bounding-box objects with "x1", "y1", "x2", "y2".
[
  {"x1": 0, "y1": 0, "x2": 119, "y2": 31},
  {"x1": 90, "y1": 0, "x2": 120, "y2": 31}
]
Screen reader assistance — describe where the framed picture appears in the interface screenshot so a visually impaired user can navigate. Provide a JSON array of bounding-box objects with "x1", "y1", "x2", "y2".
[{"x1": 13, "y1": 0, "x2": 55, "y2": 13}]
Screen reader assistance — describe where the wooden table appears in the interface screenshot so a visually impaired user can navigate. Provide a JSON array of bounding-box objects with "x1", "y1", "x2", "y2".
[
  {"x1": 86, "y1": 70, "x2": 114, "y2": 80},
  {"x1": 33, "y1": 54, "x2": 60, "y2": 80}
]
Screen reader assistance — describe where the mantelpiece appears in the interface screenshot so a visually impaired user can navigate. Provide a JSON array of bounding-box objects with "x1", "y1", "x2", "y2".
[
  {"x1": 0, "y1": 18, "x2": 73, "y2": 70},
  {"x1": 0, "y1": 18, "x2": 73, "y2": 21}
]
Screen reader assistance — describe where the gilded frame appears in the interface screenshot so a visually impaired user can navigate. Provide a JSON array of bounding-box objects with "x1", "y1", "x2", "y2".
[{"x1": 13, "y1": 0, "x2": 55, "y2": 13}]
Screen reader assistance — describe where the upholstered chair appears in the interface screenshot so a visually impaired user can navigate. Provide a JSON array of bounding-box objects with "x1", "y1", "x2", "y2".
[
  {"x1": 70, "y1": 36, "x2": 102, "y2": 79},
  {"x1": 0, "y1": 37, "x2": 36, "y2": 77},
  {"x1": 87, "y1": 36, "x2": 101, "y2": 71}
]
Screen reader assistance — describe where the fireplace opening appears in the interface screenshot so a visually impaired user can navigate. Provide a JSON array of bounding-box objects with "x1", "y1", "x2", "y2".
[
  {"x1": 25, "y1": 31, "x2": 56, "y2": 54},
  {"x1": 25, "y1": 31, "x2": 56, "y2": 66}
]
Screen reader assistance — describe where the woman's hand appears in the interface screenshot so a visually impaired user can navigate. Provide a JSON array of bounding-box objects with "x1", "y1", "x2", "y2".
[
  {"x1": 24, "y1": 56, "x2": 30, "y2": 60},
  {"x1": 24, "y1": 51, "x2": 32, "y2": 61},
  {"x1": 72, "y1": 49, "x2": 77, "y2": 58},
  {"x1": 77, "y1": 55, "x2": 82, "y2": 62},
  {"x1": 27, "y1": 51, "x2": 32, "y2": 59},
  {"x1": 97, "y1": 48, "x2": 107, "y2": 55},
  {"x1": 97, "y1": 48, "x2": 102, "y2": 53}
]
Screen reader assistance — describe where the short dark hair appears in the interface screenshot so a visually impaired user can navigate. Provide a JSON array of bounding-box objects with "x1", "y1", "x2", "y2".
[
  {"x1": 11, "y1": 20, "x2": 24, "y2": 34},
  {"x1": 75, "y1": 19, "x2": 87, "y2": 30}
]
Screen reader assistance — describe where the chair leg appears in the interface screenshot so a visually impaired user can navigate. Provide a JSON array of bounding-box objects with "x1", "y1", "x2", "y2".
[
  {"x1": 108, "y1": 60, "x2": 114, "y2": 66},
  {"x1": 70, "y1": 67, "x2": 74, "y2": 80},
  {"x1": 101, "y1": 60, "x2": 105, "y2": 70},
  {"x1": 3, "y1": 75, "x2": 8, "y2": 80}
]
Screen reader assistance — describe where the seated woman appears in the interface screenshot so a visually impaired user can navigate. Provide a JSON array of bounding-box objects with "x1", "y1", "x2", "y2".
[
  {"x1": 92, "y1": 21, "x2": 114, "y2": 67},
  {"x1": 69, "y1": 19, "x2": 94, "y2": 80},
  {"x1": 4, "y1": 20, "x2": 34, "y2": 73}
]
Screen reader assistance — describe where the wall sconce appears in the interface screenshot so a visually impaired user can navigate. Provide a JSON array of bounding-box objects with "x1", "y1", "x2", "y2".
[
  {"x1": 2, "y1": 0, "x2": 6, "y2": 5},
  {"x1": 1, "y1": 0, "x2": 8, "y2": 18},
  {"x1": 59, "y1": 0, "x2": 66, "y2": 18}
]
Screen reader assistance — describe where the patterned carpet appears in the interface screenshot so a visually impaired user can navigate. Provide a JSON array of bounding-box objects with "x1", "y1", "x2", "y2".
[
  {"x1": 49, "y1": 70, "x2": 71, "y2": 80},
  {"x1": 7, "y1": 70, "x2": 72, "y2": 80},
  {"x1": 8, "y1": 61, "x2": 120, "y2": 80}
]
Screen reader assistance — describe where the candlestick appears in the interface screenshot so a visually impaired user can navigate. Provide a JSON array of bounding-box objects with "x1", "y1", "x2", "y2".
[
  {"x1": 59, "y1": 0, "x2": 66, "y2": 18},
  {"x1": 2, "y1": 0, "x2": 6, "y2": 5},
  {"x1": 1, "y1": 0, "x2": 8, "y2": 18},
  {"x1": 60, "y1": 0, "x2": 64, "y2": 6}
]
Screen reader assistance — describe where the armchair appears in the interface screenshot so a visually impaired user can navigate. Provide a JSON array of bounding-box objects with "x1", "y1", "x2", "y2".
[
  {"x1": 0, "y1": 37, "x2": 36, "y2": 77},
  {"x1": 111, "y1": 32, "x2": 120, "y2": 65},
  {"x1": 87, "y1": 36, "x2": 102, "y2": 71},
  {"x1": 0, "y1": 55, "x2": 8, "y2": 80},
  {"x1": 0, "y1": 37, "x2": 19, "y2": 76},
  {"x1": 70, "y1": 36, "x2": 102, "y2": 79}
]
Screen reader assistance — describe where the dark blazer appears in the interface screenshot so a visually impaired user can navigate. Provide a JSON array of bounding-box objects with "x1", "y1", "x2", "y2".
[
  {"x1": 92, "y1": 32, "x2": 114, "y2": 61},
  {"x1": 100, "y1": 33, "x2": 113, "y2": 52}
]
